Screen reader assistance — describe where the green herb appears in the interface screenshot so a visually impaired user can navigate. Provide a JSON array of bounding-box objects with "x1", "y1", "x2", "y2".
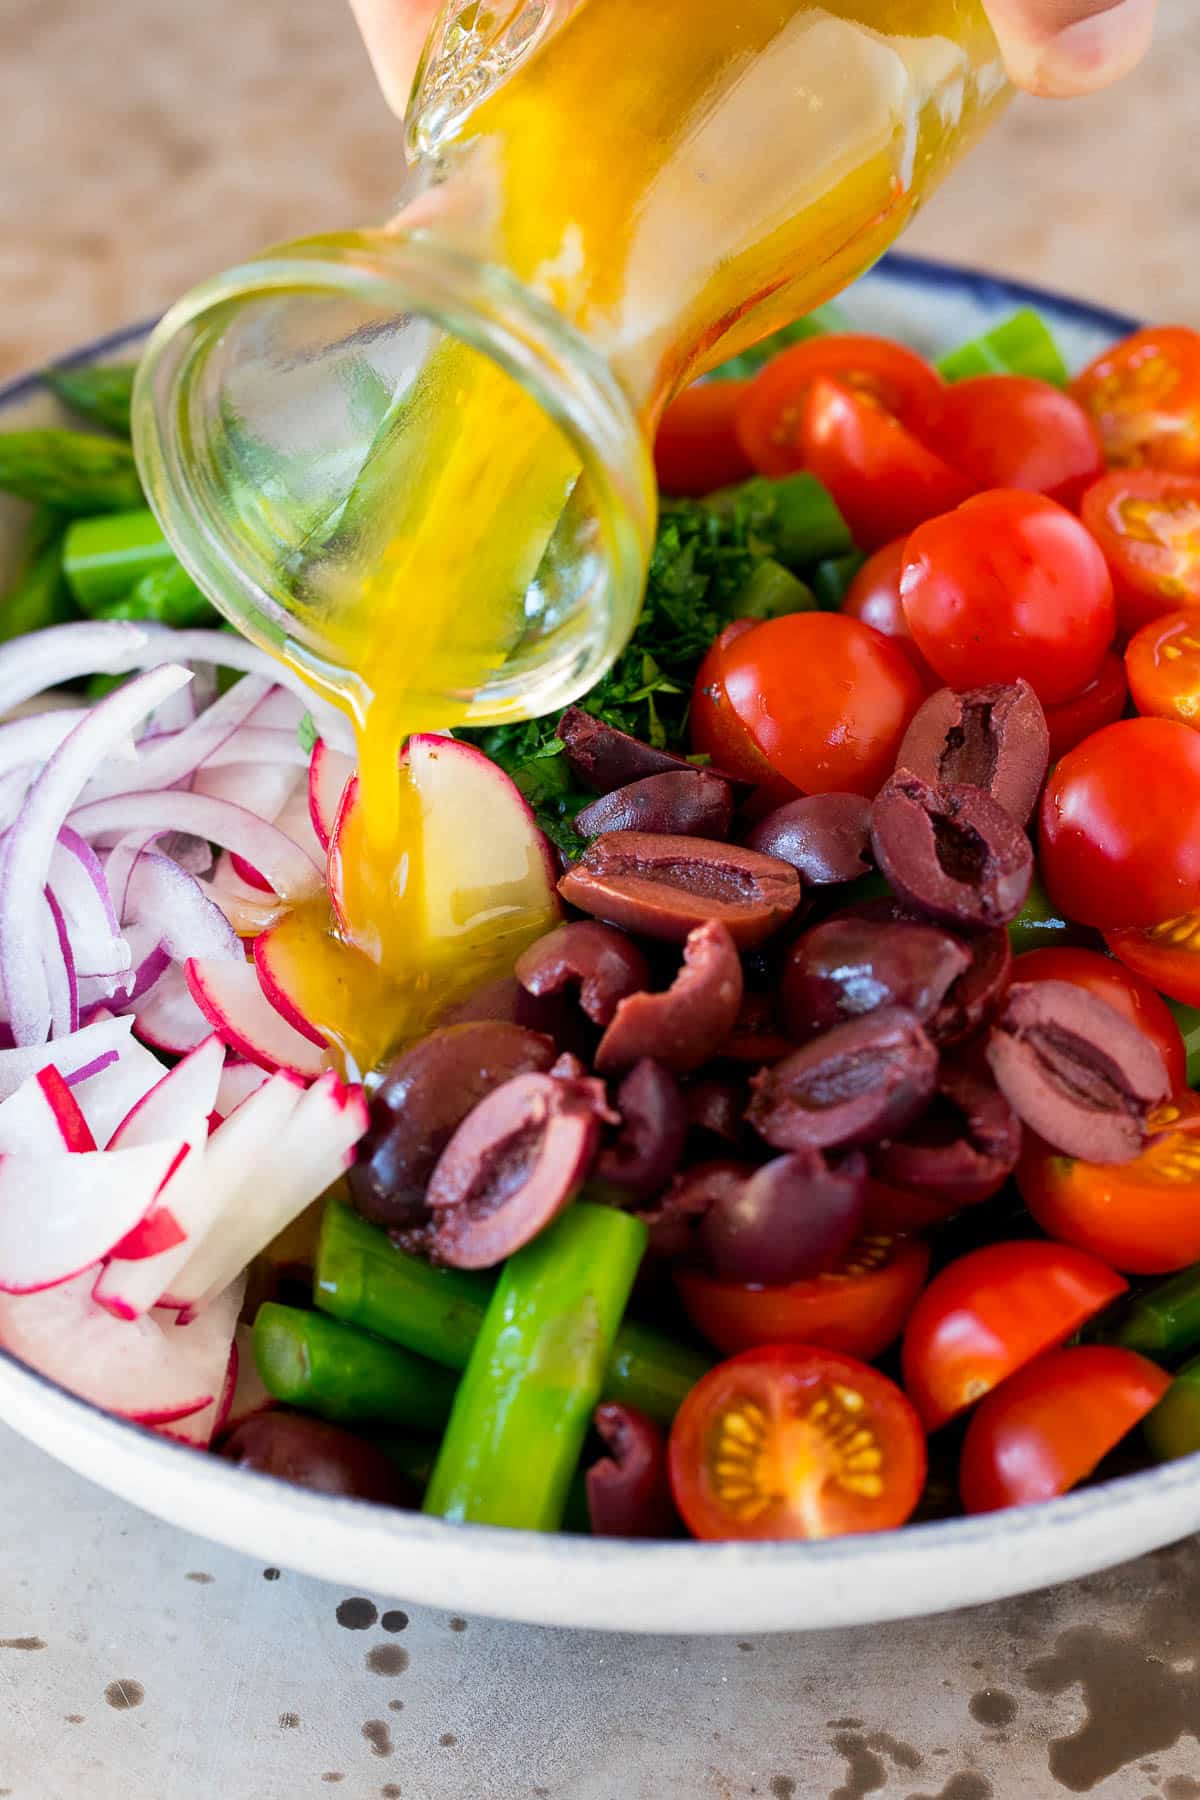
[
  {"x1": 297, "y1": 710, "x2": 319, "y2": 756},
  {"x1": 44, "y1": 362, "x2": 136, "y2": 436}
]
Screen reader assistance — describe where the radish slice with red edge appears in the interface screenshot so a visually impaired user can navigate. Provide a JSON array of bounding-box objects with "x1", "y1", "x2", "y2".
[
  {"x1": 0, "y1": 1138, "x2": 187, "y2": 1293},
  {"x1": 0, "y1": 1013, "x2": 133, "y2": 1105},
  {"x1": 224, "y1": 1321, "x2": 274, "y2": 1431},
  {"x1": 214, "y1": 1061, "x2": 268, "y2": 1118},
  {"x1": 151, "y1": 1277, "x2": 245, "y2": 1447},
  {"x1": 184, "y1": 958, "x2": 327, "y2": 1076},
  {"x1": 251, "y1": 928, "x2": 328, "y2": 1048},
  {"x1": 0, "y1": 1065, "x2": 97, "y2": 1155},
  {"x1": 309, "y1": 739, "x2": 355, "y2": 851},
  {"x1": 71, "y1": 1032, "x2": 168, "y2": 1147},
  {"x1": 131, "y1": 963, "x2": 217, "y2": 1056},
  {"x1": 108, "y1": 1035, "x2": 223, "y2": 1151}
]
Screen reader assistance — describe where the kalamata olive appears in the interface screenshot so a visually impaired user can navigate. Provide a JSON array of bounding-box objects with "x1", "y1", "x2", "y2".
[
  {"x1": 221, "y1": 1412, "x2": 413, "y2": 1506},
  {"x1": 720, "y1": 989, "x2": 794, "y2": 1064},
  {"x1": 427, "y1": 1071, "x2": 611, "y2": 1269},
  {"x1": 559, "y1": 831, "x2": 802, "y2": 948},
  {"x1": 576, "y1": 770, "x2": 734, "y2": 841},
  {"x1": 437, "y1": 973, "x2": 572, "y2": 1039},
  {"x1": 870, "y1": 773, "x2": 1033, "y2": 932},
  {"x1": 685, "y1": 1076, "x2": 749, "y2": 1146},
  {"x1": 697, "y1": 1147, "x2": 868, "y2": 1284},
  {"x1": 745, "y1": 792, "x2": 873, "y2": 885},
  {"x1": 782, "y1": 916, "x2": 970, "y2": 1043},
  {"x1": 515, "y1": 920, "x2": 651, "y2": 1027},
  {"x1": 637, "y1": 1159, "x2": 750, "y2": 1260},
  {"x1": 929, "y1": 929, "x2": 1012, "y2": 1047},
  {"x1": 585, "y1": 1403, "x2": 677, "y2": 1539},
  {"x1": 558, "y1": 707, "x2": 720, "y2": 791},
  {"x1": 896, "y1": 680, "x2": 1050, "y2": 826},
  {"x1": 594, "y1": 1059, "x2": 689, "y2": 1205},
  {"x1": 985, "y1": 979, "x2": 1170, "y2": 1164},
  {"x1": 870, "y1": 1063, "x2": 1021, "y2": 1219},
  {"x1": 348, "y1": 1022, "x2": 555, "y2": 1231},
  {"x1": 747, "y1": 1007, "x2": 938, "y2": 1151},
  {"x1": 595, "y1": 920, "x2": 743, "y2": 1075}
]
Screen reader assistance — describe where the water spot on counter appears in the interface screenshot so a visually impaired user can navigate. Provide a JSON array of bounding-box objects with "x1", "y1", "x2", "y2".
[
  {"x1": 367, "y1": 1646, "x2": 410, "y2": 1677},
  {"x1": 828, "y1": 1720, "x2": 864, "y2": 1731},
  {"x1": 388, "y1": 1699, "x2": 404, "y2": 1712},
  {"x1": 381, "y1": 1611, "x2": 408, "y2": 1633},
  {"x1": 278, "y1": 1712, "x2": 300, "y2": 1730},
  {"x1": 104, "y1": 1679, "x2": 144, "y2": 1711},
  {"x1": 336, "y1": 1597, "x2": 378, "y2": 1631},
  {"x1": 0, "y1": 1637, "x2": 44, "y2": 1651},
  {"x1": 321, "y1": 1775, "x2": 344, "y2": 1785},
  {"x1": 263, "y1": 1568, "x2": 281, "y2": 1581},
  {"x1": 448, "y1": 1616, "x2": 468, "y2": 1633},
  {"x1": 362, "y1": 1720, "x2": 393, "y2": 1758},
  {"x1": 185, "y1": 1572, "x2": 213, "y2": 1584},
  {"x1": 736, "y1": 1641, "x2": 754, "y2": 1652},
  {"x1": 970, "y1": 1690, "x2": 1018, "y2": 1729},
  {"x1": 828, "y1": 1732, "x2": 887, "y2": 1800},
  {"x1": 770, "y1": 1779, "x2": 796, "y2": 1800},
  {"x1": 439, "y1": 1733, "x2": 457, "y2": 1748},
  {"x1": 904, "y1": 1778, "x2": 991, "y2": 1800},
  {"x1": 382, "y1": 1788, "x2": 402, "y2": 1799},
  {"x1": 65, "y1": 1716, "x2": 84, "y2": 1725},
  {"x1": 1025, "y1": 1624, "x2": 1200, "y2": 1790},
  {"x1": 1165, "y1": 1779, "x2": 1200, "y2": 1799},
  {"x1": 867, "y1": 1734, "x2": 922, "y2": 1772}
]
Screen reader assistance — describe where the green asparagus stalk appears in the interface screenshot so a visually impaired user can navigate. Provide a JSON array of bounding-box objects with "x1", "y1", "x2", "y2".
[
  {"x1": 252, "y1": 1302, "x2": 459, "y2": 1431},
  {"x1": 62, "y1": 509, "x2": 172, "y2": 612},
  {"x1": 1167, "y1": 1000, "x2": 1200, "y2": 1089},
  {"x1": 372, "y1": 1432, "x2": 593, "y2": 1530},
  {"x1": 96, "y1": 559, "x2": 217, "y2": 628},
  {"x1": 423, "y1": 1203, "x2": 647, "y2": 1529},
  {"x1": 315, "y1": 1200, "x2": 710, "y2": 1426},
  {"x1": 1106, "y1": 1261, "x2": 1200, "y2": 1364},
  {"x1": 1144, "y1": 1356, "x2": 1200, "y2": 1462},
  {"x1": 937, "y1": 308, "x2": 1070, "y2": 387},
  {"x1": 732, "y1": 559, "x2": 816, "y2": 621},
  {"x1": 810, "y1": 550, "x2": 867, "y2": 611},
  {"x1": 44, "y1": 362, "x2": 136, "y2": 436},
  {"x1": 0, "y1": 511, "x2": 77, "y2": 642},
  {"x1": 0, "y1": 430, "x2": 142, "y2": 513}
]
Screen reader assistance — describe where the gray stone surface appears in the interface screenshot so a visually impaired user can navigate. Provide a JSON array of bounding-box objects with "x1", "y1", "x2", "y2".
[{"x1": 3, "y1": 1421, "x2": 1200, "y2": 1799}]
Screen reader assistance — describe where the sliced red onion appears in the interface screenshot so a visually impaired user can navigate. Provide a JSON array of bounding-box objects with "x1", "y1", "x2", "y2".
[
  {"x1": 191, "y1": 760, "x2": 299, "y2": 820},
  {"x1": 79, "y1": 674, "x2": 273, "y2": 802},
  {"x1": 0, "y1": 621, "x2": 158, "y2": 717},
  {"x1": 247, "y1": 685, "x2": 307, "y2": 731},
  {"x1": 131, "y1": 963, "x2": 217, "y2": 1056},
  {"x1": 41, "y1": 890, "x2": 78, "y2": 1038},
  {"x1": 48, "y1": 829, "x2": 127, "y2": 981},
  {"x1": 138, "y1": 681, "x2": 196, "y2": 739},
  {"x1": 202, "y1": 727, "x2": 310, "y2": 770},
  {"x1": 0, "y1": 712, "x2": 81, "y2": 778},
  {"x1": 66, "y1": 790, "x2": 322, "y2": 905},
  {"x1": 132, "y1": 628, "x2": 354, "y2": 751},
  {"x1": 123, "y1": 853, "x2": 241, "y2": 964},
  {"x1": 0, "y1": 666, "x2": 192, "y2": 1045}
]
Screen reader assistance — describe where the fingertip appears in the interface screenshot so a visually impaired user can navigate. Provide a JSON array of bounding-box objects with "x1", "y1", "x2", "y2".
[{"x1": 988, "y1": 0, "x2": 1158, "y2": 99}]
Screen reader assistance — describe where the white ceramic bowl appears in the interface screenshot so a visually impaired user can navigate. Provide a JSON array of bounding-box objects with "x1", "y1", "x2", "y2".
[{"x1": 4, "y1": 257, "x2": 1197, "y2": 1635}]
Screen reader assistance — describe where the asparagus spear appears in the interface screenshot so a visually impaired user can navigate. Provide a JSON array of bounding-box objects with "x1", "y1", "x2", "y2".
[
  {"x1": 0, "y1": 510, "x2": 77, "y2": 642},
  {"x1": 1144, "y1": 1356, "x2": 1200, "y2": 1462},
  {"x1": 1106, "y1": 1261, "x2": 1200, "y2": 1364},
  {"x1": 423, "y1": 1203, "x2": 647, "y2": 1529},
  {"x1": 96, "y1": 560, "x2": 216, "y2": 628},
  {"x1": 1167, "y1": 1000, "x2": 1200, "y2": 1089},
  {"x1": 0, "y1": 429, "x2": 142, "y2": 513},
  {"x1": 315, "y1": 1199, "x2": 710, "y2": 1426},
  {"x1": 63, "y1": 508, "x2": 172, "y2": 611},
  {"x1": 44, "y1": 362, "x2": 136, "y2": 436},
  {"x1": 253, "y1": 1302, "x2": 459, "y2": 1431},
  {"x1": 937, "y1": 309, "x2": 1070, "y2": 387}
]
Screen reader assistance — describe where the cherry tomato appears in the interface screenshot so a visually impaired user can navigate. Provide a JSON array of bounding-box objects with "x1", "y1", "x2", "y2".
[
  {"x1": 1126, "y1": 606, "x2": 1200, "y2": 731},
  {"x1": 675, "y1": 1235, "x2": 930, "y2": 1363},
  {"x1": 1019, "y1": 1094, "x2": 1200, "y2": 1274},
  {"x1": 667, "y1": 1344, "x2": 927, "y2": 1541},
  {"x1": 654, "y1": 381, "x2": 753, "y2": 497},
  {"x1": 919, "y1": 375, "x2": 1104, "y2": 511},
  {"x1": 900, "y1": 492, "x2": 1115, "y2": 705},
  {"x1": 1039, "y1": 718, "x2": 1200, "y2": 930},
  {"x1": 840, "y1": 539, "x2": 939, "y2": 687},
  {"x1": 1081, "y1": 471, "x2": 1200, "y2": 635},
  {"x1": 958, "y1": 1345, "x2": 1169, "y2": 1515},
  {"x1": 1042, "y1": 652, "x2": 1128, "y2": 762},
  {"x1": 690, "y1": 612, "x2": 924, "y2": 797},
  {"x1": 795, "y1": 376, "x2": 972, "y2": 550},
  {"x1": 736, "y1": 334, "x2": 945, "y2": 477},
  {"x1": 1106, "y1": 914, "x2": 1200, "y2": 1007},
  {"x1": 863, "y1": 1175, "x2": 1004, "y2": 1237},
  {"x1": 900, "y1": 1240, "x2": 1127, "y2": 1431},
  {"x1": 1072, "y1": 326, "x2": 1200, "y2": 473},
  {"x1": 688, "y1": 621, "x2": 776, "y2": 784},
  {"x1": 1011, "y1": 947, "x2": 1186, "y2": 1092}
]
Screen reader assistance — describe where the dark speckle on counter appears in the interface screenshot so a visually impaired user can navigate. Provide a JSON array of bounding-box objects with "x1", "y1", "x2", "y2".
[
  {"x1": 904, "y1": 1779, "x2": 992, "y2": 1800},
  {"x1": 388, "y1": 1699, "x2": 404, "y2": 1712},
  {"x1": 366, "y1": 1646, "x2": 410, "y2": 1677},
  {"x1": 439, "y1": 1733, "x2": 457, "y2": 1748},
  {"x1": 103, "y1": 1679, "x2": 144, "y2": 1711},
  {"x1": 64, "y1": 1716, "x2": 84, "y2": 1725},
  {"x1": 448, "y1": 1616, "x2": 468, "y2": 1633},
  {"x1": 770, "y1": 1779, "x2": 796, "y2": 1800},
  {"x1": 381, "y1": 1610, "x2": 409, "y2": 1633},
  {"x1": 278, "y1": 1712, "x2": 300, "y2": 1730},
  {"x1": 382, "y1": 1787, "x2": 402, "y2": 1799},
  {"x1": 829, "y1": 1732, "x2": 887, "y2": 1800},
  {"x1": 336, "y1": 1597, "x2": 379, "y2": 1631},
  {"x1": 262, "y1": 1568, "x2": 281, "y2": 1582},
  {"x1": 362, "y1": 1720, "x2": 393, "y2": 1758},
  {"x1": 184, "y1": 1572, "x2": 213, "y2": 1584},
  {"x1": 969, "y1": 1690, "x2": 1018, "y2": 1729},
  {"x1": 0, "y1": 1637, "x2": 45, "y2": 1651}
]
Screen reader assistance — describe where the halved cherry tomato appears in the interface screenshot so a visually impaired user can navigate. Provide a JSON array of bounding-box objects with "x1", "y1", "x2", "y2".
[
  {"x1": 796, "y1": 376, "x2": 972, "y2": 550},
  {"x1": 1106, "y1": 914, "x2": 1200, "y2": 1007},
  {"x1": 1011, "y1": 947, "x2": 1186, "y2": 1092},
  {"x1": 900, "y1": 1240, "x2": 1127, "y2": 1431},
  {"x1": 1126, "y1": 606, "x2": 1200, "y2": 728},
  {"x1": 840, "y1": 539, "x2": 939, "y2": 687},
  {"x1": 1019, "y1": 1094, "x2": 1200, "y2": 1274},
  {"x1": 675, "y1": 1234, "x2": 930, "y2": 1363},
  {"x1": 958, "y1": 1345, "x2": 1169, "y2": 1515},
  {"x1": 900, "y1": 492, "x2": 1115, "y2": 705},
  {"x1": 918, "y1": 375, "x2": 1104, "y2": 511},
  {"x1": 1082, "y1": 471, "x2": 1200, "y2": 635},
  {"x1": 654, "y1": 381, "x2": 754, "y2": 497},
  {"x1": 1072, "y1": 326, "x2": 1200, "y2": 473},
  {"x1": 1042, "y1": 652, "x2": 1128, "y2": 762},
  {"x1": 668, "y1": 1344, "x2": 927, "y2": 1540},
  {"x1": 1039, "y1": 717, "x2": 1200, "y2": 930},
  {"x1": 690, "y1": 611, "x2": 924, "y2": 797},
  {"x1": 736, "y1": 334, "x2": 945, "y2": 477},
  {"x1": 863, "y1": 1175, "x2": 1001, "y2": 1237}
]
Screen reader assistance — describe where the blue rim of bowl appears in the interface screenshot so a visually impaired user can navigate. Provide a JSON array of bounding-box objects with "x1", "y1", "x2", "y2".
[{"x1": 0, "y1": 253, "x2": 1190, "y2": 1576}]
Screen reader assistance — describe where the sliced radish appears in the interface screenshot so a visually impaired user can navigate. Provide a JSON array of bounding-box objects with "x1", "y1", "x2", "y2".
[
  {"x1": 201, "y1": 852, "x2": 290, "y2": 938},
  {"x1": 214, "y1": 1060, "x2": 269, "y2": 1118},
  {"x1": 0, "y1": 1268, "x2": 217, "y2": 1423},
  {"x1": 0, "y1": 1065, "x2": 97, "y2": 1156},
  {"x1": 251, "y1": 928, "x2": 328, "y2": 1048},
  {"x1": 130, "y1": 963, "x2": 213, "y2": 1056},
  {"x1": 224, "y1": 1321, "x2": 274, "y2": 1432},
  {"x1": 184, "y1": 958, "x2": 327, "y2": 1076},
  {"x1": 71, "y1": 1034, "x2": 168, "y2": 1147},
  {"x1": 0, "y1": 1013, "x2": 134, "y2": 1105},
  {"x1": 109, "y1": 1035, "x2": 223, "y2": 1150},
  {"x1": 94, "y1": 1072, "x2": 307, "y2": 1319},
  {"x1": 151, "y1": 1277, "x2": 244, "y2": 1446},
  {"x1": 0, "y1": 1138, "x2": 186, "y2": 1293},
  {"x1": 166, "y1": 1071, "x2": 366, "y2": 1309},
  {"x1": 309, "y1": 739, "x2": 355, "y2": 851}
]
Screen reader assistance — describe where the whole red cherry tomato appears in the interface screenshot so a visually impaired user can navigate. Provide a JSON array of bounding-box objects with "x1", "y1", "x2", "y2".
[
  {"x1": 736, "y1": 334, "x2": 945, "y2": 476},
  {"x1": 654, "y1": 381, "x2": 753, "y2": 497},
  {"x1": 1082, "y1": 471, "x2": 1200, "y2": 636},
  {"x1": 841, "y1": 539, "x2": 939, "y2": 686},
  {"x1": 919, "y1": 375, "x2": 1104, "y2": 510},
  {"x1": 1072, "y1": 326, "x2": 1200, "y2": 473},
  {"x1": 1011, "y1": 946, "x2": 1186, "y2": 1092},
  {"x1": 900, "y1": 492, "x2": 1115, "y2": 705},
  {"x1": 1041, "y1": 652, "x2": 1128, "y2": 762}
]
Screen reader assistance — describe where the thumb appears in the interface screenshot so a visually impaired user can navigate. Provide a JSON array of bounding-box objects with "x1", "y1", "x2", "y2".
[
  {"x1": 349, "y1": 0, "x2": 443, "y2": 118},
  {"x1": 985, "y1": 0, "x2": 1158, "y2": 96}
]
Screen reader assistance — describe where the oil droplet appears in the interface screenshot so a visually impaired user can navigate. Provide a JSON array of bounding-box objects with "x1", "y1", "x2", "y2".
[
  {"x1": 104, "y1": 1679, "x2": 144, "y2": 1711},
  {"x1": 367, "y1": 1646, "x2": 410, "y2": 1676},
  {"x1": 336, "y1": 1598, "x2": 379, "y2": 1631}
]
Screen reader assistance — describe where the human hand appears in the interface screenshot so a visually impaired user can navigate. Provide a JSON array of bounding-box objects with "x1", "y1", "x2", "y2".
[{"x1": 350, "y1": 0, "x2": 1157, "y2": 117}]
